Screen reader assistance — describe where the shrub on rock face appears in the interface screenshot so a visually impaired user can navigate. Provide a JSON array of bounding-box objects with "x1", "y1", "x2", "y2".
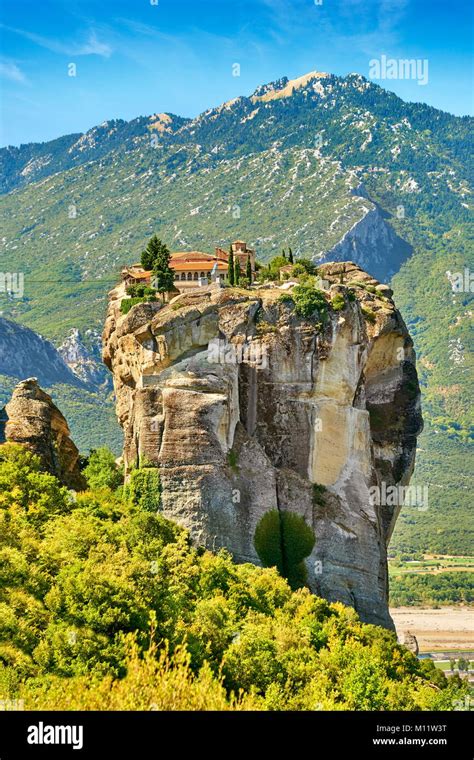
[
  {"x1": 331, "y1": 293, "x2": 346, "y2": 311},
  {"x1": 292, "y1": 283, "x2": 328, "y2": 322},
  {"x1": 124, "y1": 468, "x2": 161, "y2": 511},
  {"x1": 120, "y1": 296, "x2": 157, "y2": 315},
  {"x1": 312, "y1": 483, "x2": 327, "y2": 507},
  {"x1": 254, "y1": 510, "x2": 315, "y2": 590}
]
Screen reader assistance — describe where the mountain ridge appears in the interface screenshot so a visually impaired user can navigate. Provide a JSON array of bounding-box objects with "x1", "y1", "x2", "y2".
[{"x1": 1, "y1": 71, "x2": 471, "y2": 193}]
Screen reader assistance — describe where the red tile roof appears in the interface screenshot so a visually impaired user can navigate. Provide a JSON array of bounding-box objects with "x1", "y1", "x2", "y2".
[
  {"x1": 172, "y1": 261, "x2": 227, "y2": 272},
  {"x1": 124, "y1": 270, "x2": 152, "y2": 280}
]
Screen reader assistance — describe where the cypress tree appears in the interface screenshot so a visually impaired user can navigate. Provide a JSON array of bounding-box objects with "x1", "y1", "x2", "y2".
[
  {"x1": 149, "y1": 237, "x2": 174, "y2": 301},
  {"x1": 141, "y1": 234, "x2": 162, "y2": 270},
  {"x1": 228, "y1": 245, "x2": 235, "y2": 286},
  {"x1": 246, "y1": 255, "x2": 252, "y2": 284},
  {"x1": 234, "y1": 259, "x2": 241, "y2": 285},
  {"x1": 288, "y1": 247, "x2": 294, "y2": 264}
]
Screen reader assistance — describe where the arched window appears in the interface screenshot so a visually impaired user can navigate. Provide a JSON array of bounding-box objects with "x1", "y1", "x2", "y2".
[
  {"x1": 200, "y1": 272, "x2": 205, "y2": 278},
  {"x1": 187, "y1": 272, "x2": 192, "y2": 280},
  {"x1": 193, "y1": 272, "x2": 198, "y2": 280},
  {"x1": 181, "y1": 273, "x2": 186, "y2": 280}
]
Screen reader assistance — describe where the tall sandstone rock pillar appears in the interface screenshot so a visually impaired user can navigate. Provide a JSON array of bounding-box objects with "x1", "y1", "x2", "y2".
[
  {"x1": 3, "y1": 378, "x2": 86, "y2": 491},
  {"x1": 103, "y1": 263, "x2": 422, "y2": 629}
]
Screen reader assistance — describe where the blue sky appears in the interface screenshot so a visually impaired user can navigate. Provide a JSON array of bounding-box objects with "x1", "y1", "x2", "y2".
[{"x1": 1, "y1": 0, "x2": 472, "y2": 146}]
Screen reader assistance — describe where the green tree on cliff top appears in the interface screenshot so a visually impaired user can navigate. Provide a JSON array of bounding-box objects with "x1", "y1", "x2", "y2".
[
  {"x1": 141, "y1": 236, "x2": 174, "y2": 299},
  {"x1": 228, "y1": 245, "x2": 235, "y2": 286}
]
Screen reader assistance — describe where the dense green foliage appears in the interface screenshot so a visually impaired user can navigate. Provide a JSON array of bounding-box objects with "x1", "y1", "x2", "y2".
[
  {"x1": 293, "y1": 258, "x2": 317, "y2": 276},
  {"x1": 141, "y1": 235, "x2": 164, "y2": 272},
  {"x1": 120, "y1": 296, "x2": 157, "y2": 315},
  {"x1": 291, "y1": 283, "x2": 328, "y2": 321},
  {"x1": 228, "y1": 246, "x2": 235, "y2": 286},
  {"x1": 0, "y1": 444, "x2": 467, "y2": 710},
  {"x1": 124, "y1": 467, "x2": 161, "y2": 512},
  {"x1": 331, "y1": 293, "x2": 346, "y2": 311},
  {"x1": 83, "y1": 447, "x2": 123, "y2": 491},
  {"x1": 391, "y1": 426, "x2": 473, "y2": 556},
  {"x1": 259, "y1": 255, "x2": 288, "y2": 280},
  {"x1": 125, "y1": 284, "x2": 156, "y2": 299},
  {"x1": 254, "y1": 510, "x2": 315, "y2": 589},
  {"x1": 277, "y1": 276, "x2": 330, "y2": 322},
  {"x1": 390, "y1": 572, "x2": 474, "y2": 607},
  {"x1": 234, "y1": 259, "x2": 241, "y2": 285}
]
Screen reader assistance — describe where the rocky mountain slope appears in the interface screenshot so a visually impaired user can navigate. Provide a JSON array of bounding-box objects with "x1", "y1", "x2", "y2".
[
  {"x1": 103, "y1": 265, "x2": 422, "y2": 628},
  {"x1": 0, "y1": 317, "x2": 80, "y2": 387},
  {"x1": 0, "y1": 112, "x2": 188, "y2": 194}
]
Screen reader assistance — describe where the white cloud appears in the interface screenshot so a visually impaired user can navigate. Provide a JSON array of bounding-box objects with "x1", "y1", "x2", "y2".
[
  {"x1": 0, "y1": 60, "x2": 27, "y2": 84},
  {"x1": 1, "y1": 25, "x2": 113, "y2": 58},
  {"x1": 77, "y1": 31, "x2": 112, "y2": 58}
]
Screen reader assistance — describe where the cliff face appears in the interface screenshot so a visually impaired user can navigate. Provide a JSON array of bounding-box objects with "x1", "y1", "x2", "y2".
[
  {"x1": 103, "y1": 263, "x2": 422, "y2": 628},
  {"x1": 3, "y1": 378, "x2": 86, "y2": 490},
  {"x1": 321, "y1": 207, "x2": 412, "y2": 283}
]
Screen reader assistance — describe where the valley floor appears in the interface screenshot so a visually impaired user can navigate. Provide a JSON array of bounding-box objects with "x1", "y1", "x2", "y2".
[{"x1": 390, "y1": 606, "x2": 474, "y2": 651}]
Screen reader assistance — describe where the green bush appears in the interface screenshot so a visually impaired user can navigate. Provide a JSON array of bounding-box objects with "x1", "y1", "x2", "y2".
[
  {"x1": 124, "y1": 468, "x2": 161, "y2": 512},
  {"x1": 83, "y1": 447, "x2": 123, "y2": 491},
  {"x1": 294, "y1": 258, "x2": 317, "y2": 275},
  {"x1": 120, "y1": 296, "x2": 157, "y2": 315},
  {"x1": 347, "y1": 288, "x2": 356, "y2": 302},
  {"x1": 126, "y1": 285, "x2": 157, "y2": 299},
  {"x1": 292, "y1": 283, "x2": 328, "y2": 322},
  {"x1": 331, "y1": 293, "x2": 346, "y2": 311},
  {"x1": 254, "y1": 510, "x2": 315, "y2": 589},
  {"x1": 0, "y1": 443, "x2": 72, "y2": 527}
]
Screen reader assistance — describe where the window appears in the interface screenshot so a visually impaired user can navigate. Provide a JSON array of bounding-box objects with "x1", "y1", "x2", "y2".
[
  {"x1": 193, "y1": 272, "x2": 198, "y2": 280},
  {"x1": 187, "y1": 272, "x2": 192, "y2": 280},
  {"x1": 200, "y1": 272, "x2": 205, "y2": 278},
  {"x1": 181, "y1": 273, "x2": 186, "y2": 281}
]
